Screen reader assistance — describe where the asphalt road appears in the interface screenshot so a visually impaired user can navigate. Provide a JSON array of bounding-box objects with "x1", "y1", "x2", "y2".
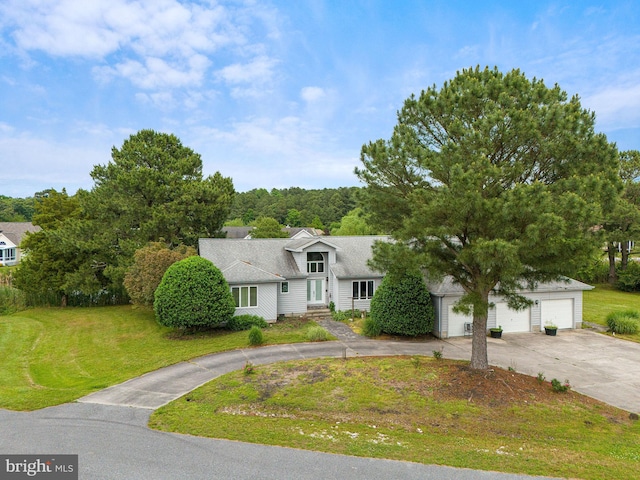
[{"x1": 0, "y1": 403, "x2": 557, "y2": 480}]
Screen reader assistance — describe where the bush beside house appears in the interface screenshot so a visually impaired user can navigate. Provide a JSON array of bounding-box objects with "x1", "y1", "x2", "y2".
[
  {"x1": 370, "y1": 272, "x2": 434, "y2": 336},
  {"x1": 154, "y1": 256, "x2": 235, "y2": 330}
]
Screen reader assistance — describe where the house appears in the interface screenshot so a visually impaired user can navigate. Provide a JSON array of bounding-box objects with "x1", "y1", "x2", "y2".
[
  {"x1": 0, "y1": 222, "x2": 41, "y2": 266},
  {"x1": 198, "y1": 235, "x2": 388, "y2": 321},
  {"x1": 222, "y1": 226, "x2": 324, "y2": 239},
  {"x1": 429, "y1": 276, "x2": 593, "y2": 338},
  {"x1": 199, "y1": 234, "x2": 592, "y2": 336}
]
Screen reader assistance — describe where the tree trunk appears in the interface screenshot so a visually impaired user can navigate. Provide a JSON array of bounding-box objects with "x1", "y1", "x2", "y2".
[
  {"x1": 621, "y1": 241, "x2": 629, "y2": 270},
  {"x1": 607, "y1": 243, "x2": 617, "y2": 284},
  {"x1": 470, "y1": 291, "x2": 490, "y2": 370}
]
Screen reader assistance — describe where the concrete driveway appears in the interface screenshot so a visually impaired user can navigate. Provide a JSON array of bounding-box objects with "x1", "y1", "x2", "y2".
[
  {"x1": 440, "y1": 329, "x2": 640, "y2": 414},
  {"x1": 80, "y1": 324, "x2": 640, "y2": 415}
]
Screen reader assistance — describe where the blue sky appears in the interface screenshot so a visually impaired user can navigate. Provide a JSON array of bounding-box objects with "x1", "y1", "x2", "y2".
[{"x1": 1, "y1": 0, "x2": 638, "y2": 198}]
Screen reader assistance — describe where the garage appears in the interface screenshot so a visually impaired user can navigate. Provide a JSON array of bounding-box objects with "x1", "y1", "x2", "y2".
[
  {"x1": 541, "y1": 299, "x2": 574, "y2": 329},
  {"x1": 495, "y1": 303, "x2": 530, "y2": 333},
  {"x1": 447, "y1": 305, "x2": 472, "y2": 337}
]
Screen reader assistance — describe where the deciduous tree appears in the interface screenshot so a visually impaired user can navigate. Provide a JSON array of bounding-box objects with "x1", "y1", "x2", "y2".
[
  {"x1": 124, "y1": 242, "x2": 196, "y2": 306},
  {"x1": 357, "y1": 66, "x2": 620, "y2": 369}
]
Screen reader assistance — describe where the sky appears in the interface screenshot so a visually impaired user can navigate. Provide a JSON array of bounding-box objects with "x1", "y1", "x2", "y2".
[{"x1": 1, "y1": 0, "x2": 639, "y2": 198}]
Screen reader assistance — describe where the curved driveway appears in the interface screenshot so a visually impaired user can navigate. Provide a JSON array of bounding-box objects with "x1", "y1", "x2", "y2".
[{"x1": 2, "y1": 323, "x2": 639, "y2": 479}]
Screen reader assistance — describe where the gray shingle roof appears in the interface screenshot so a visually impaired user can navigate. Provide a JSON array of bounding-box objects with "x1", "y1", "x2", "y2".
[
  {"x1": 199, "y1": 238, "x2": 304, "y2": 282},
  {"x1": 199, "y1": 235, "x2": 389, "y2": 283},
  {"x1": 0, "y1": 222, "x2": 41, "y2": 246},
  {"x1": 428, "y1": 276, "x2": 594, "y2": 296}
]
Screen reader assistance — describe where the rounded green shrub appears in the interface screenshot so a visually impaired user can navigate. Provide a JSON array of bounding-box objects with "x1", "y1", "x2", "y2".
[
  {"x1": 606, "y1": 310, "x2": 640, "y2": 335},
  {"x1": 248, "y1": 325, "x2": 264, "y2": 345},
  {"x1": 370, "y1": 272, "x2": 434, "y2": 336},
  {"x1": 154, "y1": 256, "x2": 235, "y2": 330},
  {"x1": 226, "y1": 314, "x2": 268, "y2": 331}
]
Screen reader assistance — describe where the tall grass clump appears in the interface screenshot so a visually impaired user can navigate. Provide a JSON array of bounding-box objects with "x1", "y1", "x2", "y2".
[
  {"x1": 606, "y1": 310, "x2": 640, "y2": 335},
  {"x1": 0, "y1": 286, "x2": 26, "y2": 315},
  {"x1": 306, "y1": 326, "x2": 330, "y2": 342}
]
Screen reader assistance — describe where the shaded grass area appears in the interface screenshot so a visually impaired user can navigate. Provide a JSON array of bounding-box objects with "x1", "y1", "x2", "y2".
[
  {"x1": 150, "y1": 357, "x2": 640, "y2": 480},
  {"x1": 0, "y1": 306, "x2": 324, "y2": 411},
  {"x1": 583, "y1": 284, "x2": 640, "y2": 342}
]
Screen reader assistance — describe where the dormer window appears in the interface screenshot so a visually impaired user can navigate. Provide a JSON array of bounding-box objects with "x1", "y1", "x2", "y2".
[{"x1": 307, "y1": 252, "x2": 324, "y2": 273}]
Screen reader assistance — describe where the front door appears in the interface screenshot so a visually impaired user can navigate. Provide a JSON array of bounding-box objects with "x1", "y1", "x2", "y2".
[{"x1": 307, "y1": 278, "x2": 325, "y2": 305}]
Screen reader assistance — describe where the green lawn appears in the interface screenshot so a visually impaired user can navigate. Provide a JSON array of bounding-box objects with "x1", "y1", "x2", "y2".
[
  {"x1": 150, "y1": 357, "x2": 640, "y2": 480},
  {"x1": 583, "y1": 284, "x2": 640, "y2": 342},
  {"x1": 0, "y1": 306, "x2": 321, "y2": 410}
]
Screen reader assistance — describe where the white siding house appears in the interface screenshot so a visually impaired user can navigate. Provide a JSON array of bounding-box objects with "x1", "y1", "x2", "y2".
[{"x1": 198, "y1": 236, "x2": 388, "y2": 322}]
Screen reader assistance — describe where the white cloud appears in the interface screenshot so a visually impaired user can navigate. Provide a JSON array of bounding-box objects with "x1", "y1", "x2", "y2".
[
  {"x1": 1, "y1": 0, "x2": 277, "y2": 94},
  {"x1": 300, "y1": 86, "x2": 326, "y2": 103},
  {"x1": 216, "y1": 55, "x2": 279, "y2": 84},
  {"x1": 190, "y1": 115, "x2": 359, "y2": 191},
  {"x1": 583, "y1": 80, "x2": 640, "y2": 131}
]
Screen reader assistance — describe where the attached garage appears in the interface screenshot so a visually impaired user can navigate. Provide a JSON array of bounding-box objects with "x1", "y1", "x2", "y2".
[
  {"x1": 495, "y1": 303, "x2": 530, "y2": 333},
  {"x1": 429, "y1": 276, "x2": 592, "y2": 338},
  {"x1": 541, "y1": 299, "x2": 574, "y2": 329},
  {"x1": 447, "y1": 305, "x2": 473, "y2": 337}
]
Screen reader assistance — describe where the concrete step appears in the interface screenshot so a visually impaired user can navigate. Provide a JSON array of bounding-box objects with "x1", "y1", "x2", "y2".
[{"x1": 305, "y1": 308, "x2": 332, "y2": 319}]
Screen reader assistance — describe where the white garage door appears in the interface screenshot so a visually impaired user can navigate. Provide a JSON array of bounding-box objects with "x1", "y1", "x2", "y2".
[
  {"x1": 541, "y1": 299, "x2": 573, "y2": 329},
  {"x1": 447, "y1": 305, "x2": 472, "y2": 337},
  {"x1": 495, "y1": 303, "x2": 530, "y2": 333}
]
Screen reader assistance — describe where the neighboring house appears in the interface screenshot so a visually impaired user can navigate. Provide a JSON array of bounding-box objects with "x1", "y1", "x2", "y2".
[
  {"x1": 429, "y1": 276, "x2": 593, "y2": 338},
  {"x1": 198, "y1": 235, "x2": 388, "y2": 321},
  {"x1": 222, "y1": 226, "x2": 324, "y2": 239},
  {"x1": 0, "y1": 222, "x2": 41, "y2": 266}
]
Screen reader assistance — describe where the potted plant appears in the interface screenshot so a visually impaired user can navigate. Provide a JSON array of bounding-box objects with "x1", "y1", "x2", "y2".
[
  {"x1": 489, "y1": 325, "x2": 503, "y2": 338},
  {"x1": 544, "y1": 323, "x2": 558, "y2": 336}
]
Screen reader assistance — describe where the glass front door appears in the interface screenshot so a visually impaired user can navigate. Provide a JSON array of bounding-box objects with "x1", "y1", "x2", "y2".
[{"x1": 307, "y1": 278, "x2": 324, "y2": 305}]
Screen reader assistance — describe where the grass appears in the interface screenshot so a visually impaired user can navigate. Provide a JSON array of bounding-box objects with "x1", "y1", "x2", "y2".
[
  {"x1": 583, "y1": 284, "x2": 640, "y2": 342},
  {"x1": 0, "y1": 306, "x2": 325, "y2": 411},
  {"x1": 149, "y1": 357, "x2": 640, "y2": 480}
]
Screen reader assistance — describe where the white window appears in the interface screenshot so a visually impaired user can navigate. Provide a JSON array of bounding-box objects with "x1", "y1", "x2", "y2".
[
  {"x1": 281, "y1": 282, "x2": 289, "y2": 293},
  {"x1": 1, "y1": 248, "x2": 15, "y2": 262},
  {"x1": 232, "y1": 286, "x2": 258, "y2": 308},
  {"x1": 306, "y1": 252, "x2": 324, "y2": 273},
  {"x1": 352, "y1": 280, "x2": 375, "y2": 300}
]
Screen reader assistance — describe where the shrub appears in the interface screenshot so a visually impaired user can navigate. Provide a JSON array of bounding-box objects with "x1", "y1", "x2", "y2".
[
  {"x1": 248, "y1": 325, "x2": 264, "y2": 346},
  {"x1": 226, "y1": 314, "x2": 268, "y2": 331},
  {"x1": 606, "y1": 310, "x2": 640, "y2": 335},
  {"x1": 328, "y1": 301, "x2": 335, "y2": 313},
  {"x1": 154, "y1": 256, "x2": 235, "y2": 330},
  {"x1": 362, "y1": 316, "x2": 382, "y2": 337},
  {"x1": 616, "y1": 261, "x2": 640, "y2": 292},
  {"x1": 551, "y1": 378, "x2": 571, "y2": 393},
  {"x1": 331, "y1": 309, "x2": 361, "y2": 321},
  {"x1": 306, "y1": 326, "x2": 330, "y2": 342},
  {"x1": 370, "y1": 272, "x2": 434, "y2": 336}
]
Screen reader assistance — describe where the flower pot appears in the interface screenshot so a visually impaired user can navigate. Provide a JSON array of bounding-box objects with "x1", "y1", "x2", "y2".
[
  {"x1": 545, "y1": 327, "x2": 557, "y2": 336},
  {"x1": 490, "y1": 329, "x2": 502, "y2": 339}
]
